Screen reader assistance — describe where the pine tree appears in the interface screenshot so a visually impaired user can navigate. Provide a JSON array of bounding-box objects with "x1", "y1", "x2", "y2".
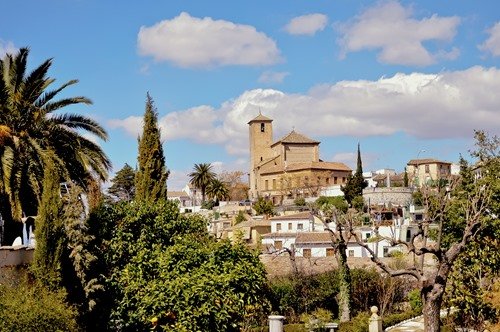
[
  {"x1": 135, "y1": 94, "x2": 169, "y2": 202},
  {"x1": 108, "y1": 163, "x2": 136, "y2": 201},
  {"x1": 341, "y1": 143, "x2": 368, "y2": 206}
]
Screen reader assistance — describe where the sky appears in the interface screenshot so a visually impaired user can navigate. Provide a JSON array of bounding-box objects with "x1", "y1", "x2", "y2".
[{"x1": 1, "y1": 0, "x2": 500, "y2": 190}]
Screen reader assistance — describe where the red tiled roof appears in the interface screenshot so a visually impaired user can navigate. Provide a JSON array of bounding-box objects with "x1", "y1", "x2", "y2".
[
  {"x1": 295, "y1": 232, "x2": 332, "y2": 244},
  {"x1": 248, "y1": 113, "x2": 273, "y2": 124},
  {"x1": 271, "y1": 130, "x2": 319, "y2": 146},
  {"x1": 260, "y1": 161, "x2": 351, "y2": 175}
]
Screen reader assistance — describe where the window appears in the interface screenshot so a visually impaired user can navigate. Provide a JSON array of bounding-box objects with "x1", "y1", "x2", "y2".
[
  {"x1": 425, "y1": 165, "x2": 430, "y2": 173},
  {"x1": 297, "y1": 223, "x2": 303, "y2": 230},
  {"x1": 276, "y1": 223, "x2": 281, "y2": 231},
  {"x1": 326, "y1": 248, "x2": 334, "y2": 256},
  {"x1": 261, "y1": 123, "x2": 265, "y2": 132},
  {"x1": 383, "y1": 247, "x2": 389, "y2": 257},
  {"x1": 265, "y1": 180, "x2": 269, "y2": 190},
  {"x1": 275, "y1": 241, "x2": 282, "y2": 250},
  {"x1": 364, "y1": 233, "x2": 371, "y2": 241},
  {"x1": 326, "y1": 177, "x2": 330, "y2": 185},
  {"x1": 288, "y1": 223, "x2": 292, "y2": 231},
  {"x1": 273, "y1": 179, "x2": 276, "y2": 190},
  {"x1": 303, "y1": 249, "x2": 311, "y2": 258},
  {"x1": 334, "y1": 177, "x2": 338, "y2": 184},
  {"x1": 348, "y1": 250, "x2": 355, "y2": 257},
  {"x1": 406, "y1": 229, "x2": 412, "y2": 242}
]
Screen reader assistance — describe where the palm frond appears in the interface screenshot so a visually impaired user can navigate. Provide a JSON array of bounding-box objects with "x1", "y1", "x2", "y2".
[{"x1": 51, "y1": 113, "x2": 108, "y2": 140}]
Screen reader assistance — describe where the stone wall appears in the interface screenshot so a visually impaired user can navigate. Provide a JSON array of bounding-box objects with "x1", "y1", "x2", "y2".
[
  {"x1": 363, "y1": 187, "x2": 413, "y2": 206},
  {"x1": 0, "y1": 246, "x2": 34, "y2": 267}
]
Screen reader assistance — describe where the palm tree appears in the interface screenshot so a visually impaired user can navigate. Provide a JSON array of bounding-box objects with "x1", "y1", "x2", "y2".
[
  {"x1": 0, "y1": 48, "x2": 111, "y2": 244},
  {"x1": 206, "y1": 179, "x2": 229, "y2": 204},
  {"x1": 188, "y1": 163, "x2": 216, "y2": 203}
]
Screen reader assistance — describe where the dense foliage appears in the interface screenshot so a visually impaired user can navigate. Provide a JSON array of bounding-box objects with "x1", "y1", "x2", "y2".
[
  {"x1": 253, "y1": 197, "x2": 275, "y2": 216},
  {"x1": 135, "y1": 94, "x2": 169, "y2": 202},
  {"x1": 106, "y1": 199, "x2": 270, "y2": 331},
  {"x1": 269, "y1": 268, "x2": 414, "y2": 324},
  {"x1": 0, "y1": 279, "x2": 78, "y2": 332},
  {"x1": 108, "y1": 163, "x2": 135, "y2": 201}
]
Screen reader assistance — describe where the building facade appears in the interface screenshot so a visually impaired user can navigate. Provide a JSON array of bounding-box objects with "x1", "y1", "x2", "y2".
[
  {"x1": 406, "y1": 159, "x2": 452, "y2": 187},
  {"x1": 248, "y1": 114, "x2": 352, "y2": 203}
]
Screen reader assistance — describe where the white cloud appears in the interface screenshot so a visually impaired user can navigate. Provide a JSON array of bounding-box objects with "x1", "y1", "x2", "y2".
[
  {"x1": 0, "y1": 40, "x2": 17, "y2": 57},
  {"x1": 479, "y1": 22, "x2": 500, "y2": 56},
  {"x1": 337, "y1": 1, "x2": 460, "y2": 66},
  {"x1": 167, "y1": 169, "x2": 190, "y2": 192},
  {"x1": 110, "y1": 66, "x2": 500, "y2": 159},
  {"x1": 137, "y1": 12, "x2": 281, "y2": 68},
  {"x1": 258, "y1": 71, "x2": 290, "y2": 84},
  {"x1": 284, "y1": 13, "x2": 328, "y2": 36}
]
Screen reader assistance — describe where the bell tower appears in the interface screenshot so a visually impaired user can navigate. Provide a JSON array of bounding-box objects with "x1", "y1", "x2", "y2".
[{"x1": 248, "y1": 113, "x2": 273, "y2": 199}]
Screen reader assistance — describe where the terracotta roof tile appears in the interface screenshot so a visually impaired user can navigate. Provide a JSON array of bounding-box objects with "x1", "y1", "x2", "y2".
[
  {"x1": 295, "y1": 232, "x2": 332, "y2": 244},
  {"x1": 271, "y1": 130, "x2": 319, "y2": 146},
  {"x1": 248, "y1": 113, "x2": 273, "y2": 124},
  {"x1": 260, "y1": 161, "x2": 351, "y2": 175},
  {"x1": 261, "y1": 232, "x2": 297, "y2": 238}
]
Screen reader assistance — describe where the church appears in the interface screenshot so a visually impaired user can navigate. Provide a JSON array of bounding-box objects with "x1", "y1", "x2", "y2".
[{"x1": 248, "y1": 113, "x2": 352, "y2": 204}]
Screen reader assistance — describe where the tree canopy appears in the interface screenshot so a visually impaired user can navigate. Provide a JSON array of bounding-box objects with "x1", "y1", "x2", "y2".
[
  {"x1": 188, "y1": 163, "x2": 216, "y2": 203},
  {"x1": 134, "y1": 94, "x2": 169, "y2": 202},
  {"x1": 0, "y1": 47, "x2": 111, "y2": 244},
  {"x1": 341, "y1": 143, "x2": 367, "y2": 206},
  {"x1": 108, "y1": 163, "x2": 135, "y2": 201}
]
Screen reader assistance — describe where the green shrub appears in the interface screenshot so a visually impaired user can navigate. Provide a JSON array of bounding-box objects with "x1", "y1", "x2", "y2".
[
  {"x1": 294, "y1": 197, "x2": 306, "y2": 207},
  {"x1": 337, "y1": 312, "x2": 369, "y2": 332},
  {"x1": 0, "y1": 281, "x2": 78, "y2": 331},
  {"x1": 407, "y1": 289, "x2": 423, "y2": 312},
  {"x1": 284, "y1": 324, "x2": 307, "y2": 332}
]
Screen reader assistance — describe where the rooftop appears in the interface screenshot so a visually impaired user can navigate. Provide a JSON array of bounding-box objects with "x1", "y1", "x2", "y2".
[
  {"x1": 407, "y1": 158, "x2": 451, "y2": 166},
  {"x1": 271, "y1": 130, "x2": 319, "y2": 146}
]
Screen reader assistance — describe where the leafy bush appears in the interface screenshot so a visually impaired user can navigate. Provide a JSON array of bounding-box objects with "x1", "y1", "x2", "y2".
[
  {"x1": 294, "y1": 197, "x2": 306, "y2": 207},
  {"x1": 300, "y1": 308, "x2": 333, "y2": 330},
  {"x1": 254, "y1": 198, "x2": 275, "y2": 216},
  {"x1": 108, "y1": 199, "x2": 270, "y2": 331},
  {"x1": 337, "y1": 312, "x2": 369, "y2": 332},
  {"x1": 407, "y1": 289, "x2": 423, "y2": 312},
  {"x1": 0, "y1": 280, "x2": 78, "y2": 331},
  {"x1": 315, "y1": 196, "x2": 348, "y2": 213}
]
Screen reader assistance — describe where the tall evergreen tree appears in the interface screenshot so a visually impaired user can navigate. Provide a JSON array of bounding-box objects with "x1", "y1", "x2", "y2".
[
  {"x1": 108, "y1": 163, "x2": 135, "y2": 201},
  {"x1": 134, "y1": 94, "x2": 169, "y2": 202},
  {"x1": 33, "y1": 157, "x2": 65, "y2": 288},
  {"x1": 341, "y1": 143, "x2": 368, "y2": 206}
]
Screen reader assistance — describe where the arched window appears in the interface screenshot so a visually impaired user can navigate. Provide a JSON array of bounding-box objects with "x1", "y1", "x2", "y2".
[{"x1": 260, "y1": 123, "x2": 265, "y2": 132}]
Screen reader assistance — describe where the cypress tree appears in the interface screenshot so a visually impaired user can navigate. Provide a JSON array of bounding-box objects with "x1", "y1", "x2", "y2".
[
  {"x1": 135, "y1": 93, "x2": 169, "y2": 202},
  {"x1": 33, "y1": 158, "x2": 65, "y2": 288},
  {"x1": 341, "y1": 143, "x2": 368, "y2": 205}
]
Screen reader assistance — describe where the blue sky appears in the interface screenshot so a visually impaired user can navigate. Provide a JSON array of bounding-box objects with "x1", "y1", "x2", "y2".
[{"x1": 2, "y1": 0, "x2": 499, "y2": 190}]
